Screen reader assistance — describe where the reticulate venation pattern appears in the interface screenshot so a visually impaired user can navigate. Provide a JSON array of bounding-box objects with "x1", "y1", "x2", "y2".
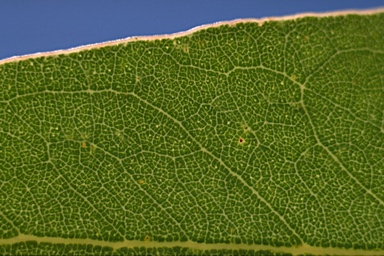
[{"x1": 1, "y1": 13, "x2": 384, "y2": 253}]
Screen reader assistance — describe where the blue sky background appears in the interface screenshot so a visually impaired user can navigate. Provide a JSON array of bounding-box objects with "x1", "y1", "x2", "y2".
[{"x1": 1, "y1": 0, "x2": 383, "y2": 61}]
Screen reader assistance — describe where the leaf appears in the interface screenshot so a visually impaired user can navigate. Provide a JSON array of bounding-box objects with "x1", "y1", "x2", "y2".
[{"x1": 1, "y1": 10, "x2": 384, "y2": 255}]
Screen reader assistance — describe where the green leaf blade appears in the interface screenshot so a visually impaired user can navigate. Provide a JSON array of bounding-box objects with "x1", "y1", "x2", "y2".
[{"x1": 1, "y1": 10, "x2": 384, "y2": 255}]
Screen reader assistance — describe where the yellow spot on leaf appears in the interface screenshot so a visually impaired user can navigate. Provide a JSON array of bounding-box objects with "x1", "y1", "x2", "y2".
[
  {"x1": 81, "y1": 141, "x2": 87, "y2": 148},
  {"x1": 138, "y1": 179, "x2": 145, "y2": 184},
  {"x1": 144, "y1": 235, "x2": 150, "y2": 242},
  {"x1": 90, "y1": 144, "x2": 97, "y2": 154}
]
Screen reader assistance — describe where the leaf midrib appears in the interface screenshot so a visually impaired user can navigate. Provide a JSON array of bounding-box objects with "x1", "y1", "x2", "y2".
[{"x1": 1, "y1": 234, "x2": 383, "y2": 256}]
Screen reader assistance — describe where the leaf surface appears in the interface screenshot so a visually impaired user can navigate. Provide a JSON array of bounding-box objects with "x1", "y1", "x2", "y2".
[{"x1": 1, "y1": 11, "x2": 384, "y2": 255}]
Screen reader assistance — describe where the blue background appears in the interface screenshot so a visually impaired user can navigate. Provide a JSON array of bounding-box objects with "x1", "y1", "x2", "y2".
[{"x1": 1, "y1": 0, "x2": 383, "y2": 61}]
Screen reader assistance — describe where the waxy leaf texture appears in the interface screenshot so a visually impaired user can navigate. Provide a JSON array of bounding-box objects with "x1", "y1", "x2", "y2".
[{"x1": 1, "y1": 11, "x2": 384, "y2": 255}]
